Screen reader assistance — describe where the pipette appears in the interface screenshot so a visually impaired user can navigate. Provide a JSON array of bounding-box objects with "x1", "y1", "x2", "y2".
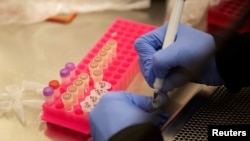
[{"x1": 152, "y1": 0, "x2": 185, "y2": 106}]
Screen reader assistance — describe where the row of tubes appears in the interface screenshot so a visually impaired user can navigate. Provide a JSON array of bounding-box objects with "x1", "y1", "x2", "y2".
[
  {"x1": 43, "y1": 39, "x2": 117, "y2": 112},
  {"x1": 43, "y1": 72, "x2": 90, "y2": 111}
]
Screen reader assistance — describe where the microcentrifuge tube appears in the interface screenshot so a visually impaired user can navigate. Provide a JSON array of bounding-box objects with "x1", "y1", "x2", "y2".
[
  {"x1": 91, "y1": 88, "x2": 107, "y2": 97},
  {"x1": 48, "y1": 80, "x2": 60, "y2": 99},
  {"x1": 60, "y1": 68, "x2": 70, "y2": 84},
  {"x1": 79, "y1": 73, "x2": 90, "y2": 92},
  {"x1": 65, "y1": 62, "x2": 76, "y2": 79},
  {"x1": 12, "y1": 99, "x2": 26, "y2": 124},
  {"x1": 89, "y1": 94, "x2": 100, "y2": 106},
  {"x1": 62, "y1": 92, "x2": 73, "y2": 112},
  {"x1": 90, "y1": 89, "x2": 103, "y2": 105},
  {"x1": 91, "y1": 69, "x2": 103, "y2": 84},
  {"x1": 73, "y1": 79, "x2": 85, "y2": 98},
  {"x1": 94, "y1": 81, "x2": 112, "y2": 90},
  {"x1": 42, "y1": 86, "x2": 54, "y2": 105},
  {"x1": 67, "y1": 85, "x2": 78, "y2": 105},
  {"x1": 98, "y1": 50, "x2": 108, "y2": 69},
  {"x1": 106, "y1": 39, "x2": 117, "y2": 58},
  {"x1": 93, "y1": 56, "x2": 104, "y2": 70},
  {"x1": 102, "y1": 45, "x2": 113, "y2": 64},
  {"x1": 88, "y1": 61, "x2": 99, "y2": 72},
  {"x1": 80, "y1": 96, "x2": 94, "y2": 114}
]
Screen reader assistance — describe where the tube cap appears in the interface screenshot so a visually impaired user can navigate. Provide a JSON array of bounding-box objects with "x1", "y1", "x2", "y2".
[
  {"x1": 49, "y1": 80, "x2": 60, "y2": 89},
  {"x1": 43, "y1": 86, "x2": 54, "y2": 96},
  {"x1": 60, "y1": 68, "x2": 70, "y2": 77},
  {"x1": 65, "y1": 62, "x2": 75, "y2": 71}
]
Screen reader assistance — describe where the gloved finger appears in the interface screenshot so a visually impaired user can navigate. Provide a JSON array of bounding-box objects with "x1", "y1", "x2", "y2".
[
  {"x1": 90, "y1": 92, "x2": 151, "y2": 141},
  {"x1": 134, "y1": 24, "x2": 167, "y2": 51},
  {"x1": 134, "y1": 25, "x2": 168, "y2": 87},
  {"x1": 148, "y1": 109, "x2": 169, "y2": 128},
  {"x1": 123, "y1": 92, "x2": 156, "y2": 112},
  {"x1": 152, "y1": 41, "x2": 185, "y2": 79},
  {"x1": 161, "y1": 68, "x2": 191, "y2": 92},
  {"x1": 94, "y1": 91, "x2": 153, "y2": 112},
  {"x1": 125, "y1": 92, "x2": 169, "y2": 112},
  {"x1": 138, "y1": 55, "x2": 156, "y2": 88},
  {"x1": 192, "y1": 57, "x2": 225, "y2": 86},
  {"x1": 152, "y1": 93, "x2": 169, "y2": 109}
]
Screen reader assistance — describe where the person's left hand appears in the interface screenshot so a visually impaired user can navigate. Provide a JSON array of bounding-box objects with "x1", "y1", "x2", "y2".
[{"x1": 89, "y1": 91, "x2": 169, "y2": 141}]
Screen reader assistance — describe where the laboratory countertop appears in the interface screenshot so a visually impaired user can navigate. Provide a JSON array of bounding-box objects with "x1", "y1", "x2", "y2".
[{"x1": 0, "y1": 1, "x2": 215, "y2": 141}]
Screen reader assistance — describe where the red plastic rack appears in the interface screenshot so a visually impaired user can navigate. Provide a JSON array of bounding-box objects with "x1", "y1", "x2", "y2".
[
  {"x1": 207, "y1": 0, "x2": 250, "y2": 34},
  {"x1": 41, "y1": 18, "x2": 156, "y2": 135}
]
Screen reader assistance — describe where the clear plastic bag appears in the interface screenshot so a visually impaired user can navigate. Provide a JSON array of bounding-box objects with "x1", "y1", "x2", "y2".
[{"x1": 0, "y1": 0, "x2": 150, "y2": 25}]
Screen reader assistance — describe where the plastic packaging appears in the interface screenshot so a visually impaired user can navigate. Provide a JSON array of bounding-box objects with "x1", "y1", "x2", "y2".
[
  {"x1": 0, "y1": 0, "x2": 150, "y2": 25},
  {"x1": 0, "y1": 80, "x2": 47, "y2": 125},
  {"x1": 4, "y1": 85, "x2": 26, "y2": 123},
  {"x1": 22, "y1": 99, "x2": 44, "y2": 109},
  {"x1": 22, "y1": 80, "x2": 47, "y2": 92},
  {"x1": 0, "y1": 92, "x2": 12, "y2": 117}
]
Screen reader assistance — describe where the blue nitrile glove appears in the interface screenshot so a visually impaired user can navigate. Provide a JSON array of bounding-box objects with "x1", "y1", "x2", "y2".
[
  {"x1": 134, "y1": 23, "x2": 225, "y2": 92},
  {"x1": 89, "y1": 91, "x2": 169, "y2": 141}
]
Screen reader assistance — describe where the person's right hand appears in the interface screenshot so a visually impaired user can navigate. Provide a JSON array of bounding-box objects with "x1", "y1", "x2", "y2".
[{"x1": 134, "y1": 23, "x2": 225, "y2": 93}]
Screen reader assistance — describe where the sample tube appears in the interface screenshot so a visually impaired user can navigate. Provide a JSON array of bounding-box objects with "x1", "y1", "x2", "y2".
[
  {"x1": 98, "y1": 50, "x2": 108, "y2": 69},
  {"x1": 93, "y1": 56, "x2": 103, "y2": 70},
  {"x1": 88, "y1": 61, "x2": 99, "y2": 72},
  {"x1": 60, "y1": 68, "x2": 70, "y2": 85},
  {"x1": 91, "y1": 69, "x2": 103, "y2": 84},
  {"x1": 67, "y1": 85, "x2": 78, "y2": 105},
  {"x1": 48, "y1": 80, "x2": 60, "y2": 99},
  {"x1": 62, "y1": 92, "x2": 73, "y2": 112},
  {"x1": 89, "y1": 95, "x2": 100, "y2": 106},
  {"x1": 42, "y1": 86, "x2": 54, "y2": 105},
  {"x1": 65, "y1": 62, "x2": 76, "y2": 79},
  {"x1": 80, "y1": 96, "x2": 94, "y2": 115},
  {"x1": 79, "y1": 73, "x2": 90, "y2": 92},
  {"x1": 102, "y1": 45, "x2": 113, "y2": 64},
  {"x1": 94, "y1": 81, "x2": 112, "y2": 90},
  {"x1": 91, "y1": 88, "x2": 108, "y2": 96},
  {"x1": 106, "y1": 39, "x2": 117, "y2": 58},
  {"x1": 90, "y1": 89, "x2": 103, "y2": 106},
  {"x1": 73, "y1": 79, "x2": 85, "y2": 98}
]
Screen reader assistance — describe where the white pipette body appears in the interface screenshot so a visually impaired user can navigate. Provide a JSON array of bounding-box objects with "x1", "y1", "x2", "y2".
[{"x1": 153, "y1": 0, "x2": 185, "y2": 103}]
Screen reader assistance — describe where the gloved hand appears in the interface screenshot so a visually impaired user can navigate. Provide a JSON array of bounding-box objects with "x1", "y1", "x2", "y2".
[
  {"x1": 89, "y1": 91, "x2": 169, "y2": 141},
  {"x1": 134, "y1": 23, "x2": 225, "y2": 92}
]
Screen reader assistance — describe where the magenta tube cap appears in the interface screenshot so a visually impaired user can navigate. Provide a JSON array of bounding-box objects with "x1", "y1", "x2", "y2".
[
  {"x1": 43, "y1": 86, "x2": 54, "y2": 96},
  {"x1": 60, "y1": 68, "x2": 70, "y2": 77},
  {"x1": 65, "y1": 62, "x2": 75, "y2": 71}
]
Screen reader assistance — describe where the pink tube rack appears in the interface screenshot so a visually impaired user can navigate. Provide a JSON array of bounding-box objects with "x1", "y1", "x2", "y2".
[
  {"x1": 41, "y1": 18, "x2": 156, "y2": 134},
  {"x1": 207, "y1": 0, "x2": 250, "y2": 34}
]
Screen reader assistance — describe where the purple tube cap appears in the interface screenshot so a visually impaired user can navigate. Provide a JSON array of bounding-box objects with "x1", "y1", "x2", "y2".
[
  {"x1": 65, "y1": 62, "x2": 75, "y2": 71},
  {"x1": 43, "y1": 86, "x2": 54, "y2": 96},
  {"x1": 60, "y1": 68, "x2": 70, "y2": 77}
]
